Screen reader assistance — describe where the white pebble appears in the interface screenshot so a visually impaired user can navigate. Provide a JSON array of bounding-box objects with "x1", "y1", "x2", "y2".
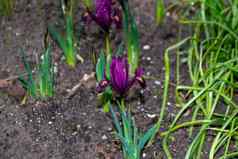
[
  {"x1": 76, "y1": 124, "x2": 81, "y2": 130},
  {"x1": 154, "y1": 80, "x2": 161, "y2": 86},
  {"x1": 48, "y1": 121, "x2": 52, "y2": 125},
  {"x1": 143, "y1": 45, "x2": 151, "y2": 50},
  {"x1": 142, "y1": 153, "x2": 146, "y2": 158},
  {"x1": 146, "y1": 57, "x2": 151, "y2": 61},
  {"x1": 166, "y1": 12, "x2": 170, "y2": 17},
  {"x1": 102, "y1": 134, "x2": 107, "y2": 140},
  {"x1": 147, "y1": 114, "x2": 156, "y2": 118}
]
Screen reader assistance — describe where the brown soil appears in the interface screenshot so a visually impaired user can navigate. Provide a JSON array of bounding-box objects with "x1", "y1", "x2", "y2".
[{"x1": 0, "y1": 0, "x2": 190, "y2": 158}]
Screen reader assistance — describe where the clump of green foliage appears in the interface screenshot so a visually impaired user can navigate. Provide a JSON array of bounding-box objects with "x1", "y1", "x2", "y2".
[
  {"x1": 49, "y1": 0, "x2": 81, "y2": 68},
  {"x1": 162, "y1": 0, "x2": 238, "y2": 158},
  {"x1": 18, "y1": 47, "x2": 54, "y2": 99},
  {"x1": 0, "y1": 0, "x2": 14, "y2": 16},
  {"x1": 155, "y1": 0, "x2": 165, "y2": 25},
  {"x1": 110, "y1": 103, "x2": 157, "y2": 159}
]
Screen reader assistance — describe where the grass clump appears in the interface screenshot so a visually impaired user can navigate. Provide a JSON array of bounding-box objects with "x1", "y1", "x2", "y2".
[
  {"x1": 0, "y1": 0, "x2": 14, "y2": 16},
  {"x1": 162, "y1": 0, "x2": 238, "y2": 158},
  {"x1": 18, "y1": 47, "x2": 54, "y2": 100}
]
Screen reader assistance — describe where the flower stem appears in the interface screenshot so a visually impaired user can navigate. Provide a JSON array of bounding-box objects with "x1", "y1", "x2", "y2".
[{"x1": 105, "y1": 32, "x2": 111, "y2": 56}]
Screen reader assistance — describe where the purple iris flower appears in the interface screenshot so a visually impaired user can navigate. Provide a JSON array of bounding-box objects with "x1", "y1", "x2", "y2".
[
  {"x1": 97, "y1": 56, "x2": 145, "y2": 96},
  {"x1": 86, "y1": 0, "x2": 122, "y2": 32}
]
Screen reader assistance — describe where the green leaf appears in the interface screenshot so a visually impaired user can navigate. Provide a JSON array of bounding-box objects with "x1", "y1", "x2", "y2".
[
  {"x1": 96, "y1": 51, "x2": 106, "y2": 82},
  {"x1": 48, "y1": 25, "x2": 67, "y2": 53},
  {"x1": 110, "y1": 106, "x2": 123, "y2": 135},
  {"x1": 82, "y1": 0, "x2": 93, "y2": 8},
  {"x1": 155, "y1": 0, "x2": 165, "y2": 25},
  {"x1": 138, "y1": 125, "x2": 157, "y2": 150},
  {"x1": 115, "y1": 42, "x2": 124, "y2": 56},
  {"x1": 128, "y1": 17, "x2": 140, "y2": 75},
  {"x1": 106, "y1": 54, "x2": 111, "y2": 80},
  {"x1": 103, "y1": 100, "x2": 110, "y2": 113}
]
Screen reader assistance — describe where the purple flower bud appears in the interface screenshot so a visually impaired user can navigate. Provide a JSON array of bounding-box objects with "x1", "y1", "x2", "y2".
[
  {"x1": 86, "y1": 0, "x2": 122, "y2": 32},
  {"x1": 110, "y1": 56, "x2": 129, "y2": 95},
  {"x1": 94, "y1": 0, "x2": 112, "y2": 32},
  {"x1": 97, "y1": 56, "x2": 145, "y2": 96}
]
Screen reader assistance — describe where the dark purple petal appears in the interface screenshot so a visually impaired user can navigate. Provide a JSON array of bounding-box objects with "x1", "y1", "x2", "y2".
[
  {"x1": 135, "y1": 68, "x2": 146, "y2": 88},
  {"x1": 96, "y1": 80, "x2": 110, "y2": 93},
  {"x1": 112, "y1": 8, "x2": 122, "y2": 29},
  {"x1": 110, "y1": 56, "x2": 129, "y2": 95},
  {"x1": 128, "y1": 67, "x2": 146, "y2": 89},
  {"x1": 94, "y1": 0, "x2": 112, "y2": 31}
]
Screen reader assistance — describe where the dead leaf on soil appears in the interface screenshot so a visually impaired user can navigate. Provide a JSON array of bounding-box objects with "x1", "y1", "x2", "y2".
[
  {"x1": 0, "y1": 79, "x2": 11, "y2": 88},
  {"x1": 66, "y1": 72, "x2": 96, "y2": 98}
]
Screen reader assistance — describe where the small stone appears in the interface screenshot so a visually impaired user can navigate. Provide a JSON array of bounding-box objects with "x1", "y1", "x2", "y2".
[
  {"x1": 154, "y1": 80, "x2": 161, "y2": 86},
  {"x1": 72, "y1": 131, "x2": 78, "y2": 136},
  {"x1": 143, "y1": 45, "x2": 151, "y2": 50},
  {"x1": 146, "y1": 57, "x2": 151, "y2": 61},
  {"x1": 166, "y1": 12, "x2": 170, "y2": 17},
  {"x1": 146, "y1": 72, "x2": 151, "y2": 76},
  {"x1": 102, "y1": 134, "x2": 107, "y2": 140},
  {"x1": 53, "y1": 66, "x2": 58, "y2": 73},
  {"x1": 48, "y1": 121, "x2": 52, "y2": 125},
  {"x1": 76, "y1": 124, "x2": 81, "y2": 130},
  {"x1": 147, "y1": 114, "x2": 156, "y2": 118},
  {"x1": 167, "y1": 102, "x2": 172, "y2": 106},
  {"x1": 142, "y1": 153, "x2": 146, "y2": 158},
  {"x1": 140, "y1": 108, "x2": 145, "y2": 112}
]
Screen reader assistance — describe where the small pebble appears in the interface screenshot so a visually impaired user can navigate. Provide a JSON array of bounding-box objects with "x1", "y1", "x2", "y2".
[
  {"x1": 154, "y1": 80, "x2": 161, "y2": 86},
  {"x1": 147, "y1": 114, "x2": 156, "y2": 118},
  {"x1": 48, "y1": 121, "x2": 52, "y2": 125},
  {"x1": 146, "y1": 72, "x2": 151, "y2": 76},
  {"x1": 53, "y1": 66, "x2": 58, "y2": 73},
  {"x1": 76, "y1": 124, "x2": 81, "y2": 130},
  {"x1": 146, "y1": 57, "x2": 151, "y2": 61},
  {"x1": 107, "y1": 127, "x2": 112, "y2": 131},
  {"x1": 143, "y1": 45, "x2": 151, "y2": 50},
  {"x1": 142, "y1": 153, "x2": 146, "y2": 158},
  {"x1": 102, "y1": 134, "x2": 107, "y2": 140},
  {"x1": 166, "y1": 12, "x2": 170, "y2": 17},
  {"x1": 140, "y1": 108, "x2": 145, "y2": 112}
]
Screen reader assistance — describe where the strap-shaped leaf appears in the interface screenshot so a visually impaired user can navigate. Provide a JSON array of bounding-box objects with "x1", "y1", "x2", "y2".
[
  {"x1": 48, "y1": 25, "x2": 67, "y2": 54},
  {"x1": 138, "y1": 125, "x2": 157, "y2": 150},
  {"x1": 96, "y1": 51, "x2": 105, "y2": 81},
  {"x1": 110, "y1": 106, "x2": 123, "y2": 135},
  {"x1": 155, "y1": 0, "x2": 165, "y2": 25},
  {"x1": 128, "y1": 16, "x2": 140, "y2": 75}
]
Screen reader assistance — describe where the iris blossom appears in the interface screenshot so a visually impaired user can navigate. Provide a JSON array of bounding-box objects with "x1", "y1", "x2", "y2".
[
  {"x1": 86, "y1": 0, "x2": 122, "y2": 32},
  {"x1": 97, "y1": 56, "x2": 145, "y2": 96}
]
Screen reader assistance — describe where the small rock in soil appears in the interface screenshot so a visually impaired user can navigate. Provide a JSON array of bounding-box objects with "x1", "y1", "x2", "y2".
[{"x1": 143, "y1": 45, "x2": 151, "y2": 50}]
